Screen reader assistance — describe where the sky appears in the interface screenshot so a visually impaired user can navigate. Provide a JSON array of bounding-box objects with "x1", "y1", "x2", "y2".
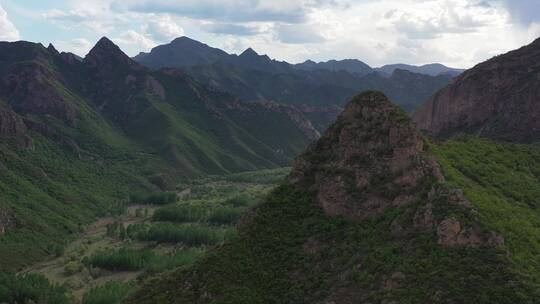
[{"x1": 0, "y1": 0, "x2": 539, "y2": 68}]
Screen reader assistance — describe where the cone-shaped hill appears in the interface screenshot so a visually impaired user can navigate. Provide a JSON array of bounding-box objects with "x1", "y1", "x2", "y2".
[{"x1": 130, "y1": 92, "x2": 535, "y2": 303}]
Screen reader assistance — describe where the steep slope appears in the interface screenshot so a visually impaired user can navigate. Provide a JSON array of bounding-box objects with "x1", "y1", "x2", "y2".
[
  {"x1": 376, "y1": 63, "x2": 464, "y2": 77},
  {"x1": 0, "y1": 38, "x2": 316, "y2": 270},
  {"x1": 413, "y1": 37, "x2": 540, "y2": 143},
  {"x1": 131, "y1": 92, "x2": 531, "y2": 303}
]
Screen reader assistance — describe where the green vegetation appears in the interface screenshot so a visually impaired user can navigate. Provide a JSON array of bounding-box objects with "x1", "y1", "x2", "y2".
[
  {"x1": 143, "y1": 248, "x2": 204, "y2": 274},
  {"x1": 207, "y1": 206, "x2": 243, "y2": 225},
  {"x1": 85, "y1": 248, "x2": 153, "y2": 271},
  {"x1": 131, "y1": 171, "x2": 532, "y2": 303},
  {"x1": 433, "y1": 136, "x2": 540, "y2": 289},
  {"x1": 85, "y1": 248, "x2": 204, "y2": 273},
  {"x1": 130, "y1": 192, "x2": 177, "y2": 205},
  {"x1": 7, "y1": 167, "x2": 289, "y2": 301},
  {"x1": 0, "y1": 273, "x2": 69, "y2": 304},
  {"x1": 82, "y1": 282, "x2": 135, "y2": 304},
  {"x1": 135, "y1": 223, "x2": 234, "y2": 246},
  {"x1": 153, "y1": 204, "x2": 207, "y2": 223}
]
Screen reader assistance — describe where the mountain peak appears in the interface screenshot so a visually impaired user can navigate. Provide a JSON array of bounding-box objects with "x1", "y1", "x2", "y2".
[
  {"x1": 85, "y1": 37, "x2": 137, "y2": 68},
  {"x1": 240, "y1": 47, "x2": 259, "y2": 57},
  {"x1": 171, "y1": 36, "x2": 199, "y2": 44},
  {"x1": 47, "y1": 43, "x2": 59, "y2": 55},
  {"x1": 291, "y1": 91, "x2": 442, "y2": 219}
]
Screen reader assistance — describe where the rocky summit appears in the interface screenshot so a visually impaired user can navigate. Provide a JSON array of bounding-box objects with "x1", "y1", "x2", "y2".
[
  {"x1": 130, "y1": 92, "x2": 527, "y2": 304},
  {"x1": 413, "y1": 37, "x2": 540, "y2": 143}
]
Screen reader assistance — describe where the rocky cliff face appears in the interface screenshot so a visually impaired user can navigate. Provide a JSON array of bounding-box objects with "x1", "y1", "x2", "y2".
[
  {"x1": 0, "y1": 102, "x2": 25, "y2": 137},
  {"x1": 291, "y1": 91, "x2": 442, "y2": 219},
  {"x1": 258, "y1": 101, "x2": 320, "y2": 140},
  {"x1": 413, "y1": 37, "x2": 540, "y2": 142}
]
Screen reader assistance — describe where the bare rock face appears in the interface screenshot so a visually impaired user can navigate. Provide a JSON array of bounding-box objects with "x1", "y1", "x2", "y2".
[
  {"x1": 413, "y1": 37, "x2": 540, "y2": 143},
  {"x1": 1, "y1": 62, "x2": 76, "y2": 125},
  {"x1": 0, "y1": 102, "x2": 26, "y2": 137},
  {"x1": 259, "y1": 100, "x2": 320, "y2": 140},
  {"x1": 291, "y1": 91, "x2": 443, "y2": 219}
]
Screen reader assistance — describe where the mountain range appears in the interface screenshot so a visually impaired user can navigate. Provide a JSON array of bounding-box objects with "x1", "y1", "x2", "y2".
[
  {"x1": 134, "y1": 37, "x2": 460, "y2": 130},
  {"x1": 0, "y1": 37, "x2": 319, "y2": 270}
]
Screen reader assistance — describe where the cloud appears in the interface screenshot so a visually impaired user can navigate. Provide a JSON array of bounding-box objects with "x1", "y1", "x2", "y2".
[
  {"x1": 42, "y1": 7, "x2": 114, "y2": 33},
  {"x1": 499, "y1": 0, "x2": 540, "y2": 27},
  {"x1": 203, "y1": 22, "x2": 260, "y2": 36},
  {"x1": 113, "y1": 30, "x2": 157, "y2": 51},
  {"x1": 55, "y1": 38, "x2": 93, "y2": 56},
  {"x1": 276, "y1": 23, "x2": 326, "y2": 43},
  {"x1": 0, "y1": 5, "x2": 20, "y2": 41},
  {"x1": 380, "y1": 0, "x2": 503, "y2": 40},
  {"x1": 111, "y1": 0, "x2": 310, "y2": 23},
  {"x1": 144, "y1": 15, "x2": 184, "y2": 41}
]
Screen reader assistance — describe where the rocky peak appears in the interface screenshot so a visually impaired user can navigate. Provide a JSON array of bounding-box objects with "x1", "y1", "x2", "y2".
[
  {"x1": 47, "y1": 43, "x2": 59, "y2": 56},
  {"x1": 240, "y1": 47, "x2": 259, "y2": 58},
  {"x1": 84, "y1": 37, "x2": 140, "y2": 70},
  {"x1": 290, "y1": 91, "x2": 503, "y2": 247},
  {"x1": 291, "y1": 91, "x2": 442, "y2": 219}
]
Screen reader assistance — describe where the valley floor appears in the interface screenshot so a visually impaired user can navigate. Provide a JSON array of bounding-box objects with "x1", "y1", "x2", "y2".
[{"x1": 15, "y1": 168, "x2": 290, "y2": 303}]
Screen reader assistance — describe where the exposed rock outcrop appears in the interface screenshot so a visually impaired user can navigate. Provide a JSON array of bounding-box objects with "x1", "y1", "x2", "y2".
[
  {"x1": 413, "y1": 37, "x2": 540, "y2": 143},
  {"x1": 259, "y1": 101, "x2": 320, "y2": 140},
  {"x1": 290, "y1": 91, "x2": 502, "y2": 248},
  {"x1": 0, "y1": 102, "x2": 26, "y2": 137},
  {"x1": 291, "y1": 91, "x2": 443, "y2": 219},
  {"x1": 1, "y1": 62, "x2": 76, "y2": 125}
]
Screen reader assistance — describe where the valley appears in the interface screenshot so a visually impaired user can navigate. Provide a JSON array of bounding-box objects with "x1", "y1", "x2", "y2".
[{"x1": 13, "y1": 168, "x2": 289, "y2": 303}]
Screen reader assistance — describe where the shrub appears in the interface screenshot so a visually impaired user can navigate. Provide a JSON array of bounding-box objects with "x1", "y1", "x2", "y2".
[
  {"x1": 137, "y1": 223, "x2": 233, "y2": 246},
  {"x1": 153, "y1": 204, "x2": 207, "y2": 223},
  {"x1": 208, "y1": 206, "x2": 243, "y2": 225},
  {"x1": 85, "y1": 248, "x2": 153, "y2": 271},
  {"x1": 130, "y1": 192, "x2": 177, "y2": 205},
  {"x1": 0, "y1": 272, "x2": 69, "y2": 304},
  {"x1": 224, "y1": 195, "x2": 251, "y2": 207},
  {"x1": 82, "y1": 281, "x2": 135, "y2": 304},
  {"x1": 144, "y1": 248, "x2": 205, "y2": 274},
  {"x1": 64, "y1": 261, "x2": 81, "y2": 275}
]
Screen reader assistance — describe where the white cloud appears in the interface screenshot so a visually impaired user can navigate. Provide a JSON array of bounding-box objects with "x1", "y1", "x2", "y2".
[
  {"x1": 30, "y1": 0, "x2": 540, "y2": 67},
  {"x1": 144, "y1": 15, "x2": 184, "y2": 42},
  {"x1": 55, "y1": 38, "x2": 93, "y2": 56},
  {"x1": 114, "y1": 30, "x2": 157, "y2": 51},
  {"x1": 0, "y1": 5, "x2": 20, "y2": 41}
]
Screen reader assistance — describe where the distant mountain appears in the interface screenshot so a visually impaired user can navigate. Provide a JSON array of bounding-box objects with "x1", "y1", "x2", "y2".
[
  {"x1": 0, "y1": 37, "x2": 317, "y2": 270},
  {"x1": 131, "y1": 92, "x2": 527, "y2": 303},
  {"x1": 295, "y1": 59, "x2": 373, "y2": 76},
  {"x1": 413, "y1": 37, "x2": 540, "y2": 143},
  {"x1": 133, "y1": 36, "x2": 229, "y2": 69},
  {"x1": 132, "y1": 37, "x2": 455, "y2": 130},
  {"x1": 376, "y1": 63, "x2": 465, "y2": 77}
]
